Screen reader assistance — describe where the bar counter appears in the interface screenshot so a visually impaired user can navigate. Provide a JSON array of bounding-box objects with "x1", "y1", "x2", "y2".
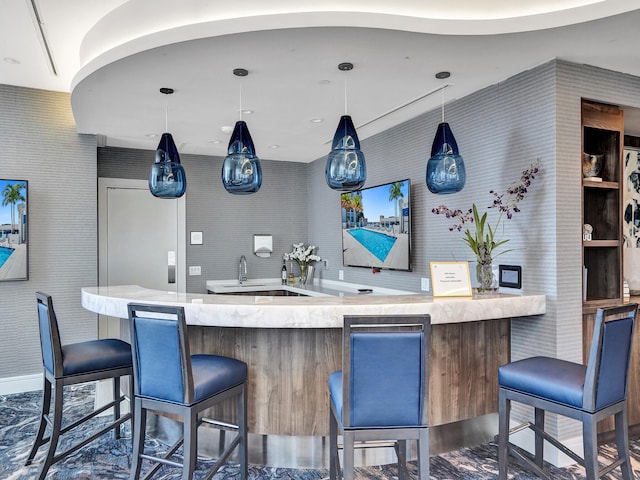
[
  {"x1": 82, "y1": 281, "x2": 545, "y2": 329},
  {"x1": 82, "y1": 283, "x2": 545, "y2": 459}
]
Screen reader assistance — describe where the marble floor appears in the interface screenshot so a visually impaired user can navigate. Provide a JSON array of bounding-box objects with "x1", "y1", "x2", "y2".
[{"x1": 1, "y1": 384, "x2": 639, "y2": 479}]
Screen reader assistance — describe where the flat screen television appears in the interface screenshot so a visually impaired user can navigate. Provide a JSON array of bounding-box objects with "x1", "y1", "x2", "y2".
[
  {"x1": 341, "y1": 179, "x2": 411, "y2": 271},
  {"x1": 0, "y1": 178, "x2": 28, "y2": 281}
]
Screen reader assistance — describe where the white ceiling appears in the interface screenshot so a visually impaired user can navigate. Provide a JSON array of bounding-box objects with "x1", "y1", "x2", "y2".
[{"x1": 2, "y1": 0, "x2": 640, "y2": 163}]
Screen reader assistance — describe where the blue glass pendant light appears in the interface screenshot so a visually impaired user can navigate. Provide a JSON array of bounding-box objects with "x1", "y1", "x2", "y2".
[
  {"x1": 426, "y1": 82, "x2": 466, "y2": 194},
  {"x1": 222, "y1": 68, "x2": 262, "y2": 194},
  {"x1": 149, "y1": 88, "x2": 187, "y2": 198},
  {"x1": 325, "y1": 62, "x2": 366, "y2": 192}
]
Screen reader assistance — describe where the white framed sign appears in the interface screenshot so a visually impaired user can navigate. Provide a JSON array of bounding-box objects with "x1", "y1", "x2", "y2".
[{"x1": 429, "y1": 261, "x2": 473, "y2": 297}]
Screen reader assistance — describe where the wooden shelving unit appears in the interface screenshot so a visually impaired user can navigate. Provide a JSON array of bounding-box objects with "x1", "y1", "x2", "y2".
[{"x1": 582, "y1": 100, "x2": 624, "y2": 306}]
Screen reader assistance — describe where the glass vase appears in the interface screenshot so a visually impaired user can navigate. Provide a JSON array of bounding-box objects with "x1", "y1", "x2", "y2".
[
  {"x1": 299, "y1": 264, "x2": 315, "y2": 285},
  {"x1": 476, "y1": 262, "x2": 498, "y2": 294}
]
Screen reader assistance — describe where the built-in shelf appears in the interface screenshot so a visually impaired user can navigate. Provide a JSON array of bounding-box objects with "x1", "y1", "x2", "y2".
[
  {"x1": 583, "y1": 240, "x2": 620, "y2": 248},
  {"x1": 581, "y1": 99, "x2": 624, "y2": 306},
  {"x1": 582, "y1": 180, "x2": 619, "y2": 189}
]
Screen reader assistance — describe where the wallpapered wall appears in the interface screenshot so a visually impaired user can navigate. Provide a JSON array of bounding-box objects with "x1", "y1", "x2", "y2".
[{"x1": 0, "y1": 85, "x2": 97, "y2": 381}]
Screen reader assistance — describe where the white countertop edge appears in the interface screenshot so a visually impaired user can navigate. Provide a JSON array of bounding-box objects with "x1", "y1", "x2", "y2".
[
  {"x1": 82, "y1": 285, "x2": 546, "y2": 329},
  {"x1": 205, "y1": 278, "x2": 420, "y2": 296}
]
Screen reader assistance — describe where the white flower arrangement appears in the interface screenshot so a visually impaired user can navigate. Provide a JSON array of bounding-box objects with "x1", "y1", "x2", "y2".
[{"x1": 283, "y1": 243, "x2": 321, "y2": 266}]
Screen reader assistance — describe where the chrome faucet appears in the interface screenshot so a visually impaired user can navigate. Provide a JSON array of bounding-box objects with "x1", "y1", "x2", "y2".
[{"x1": 238, "y1": 255, "x2": 248, "y2": 284}]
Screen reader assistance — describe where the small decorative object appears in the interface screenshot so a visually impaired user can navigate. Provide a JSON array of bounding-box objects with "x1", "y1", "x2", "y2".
[
  {"x1": 432, "y1": 161, "x2": 540, "y2": 293},
  {"x1": 583, "y1": 224, "x2": 593, "y2": 242},
  {"x1": 149, "y1": 88, "x2": 187, "y2": 198},
  {"x1": 284, "y1": 243, "x2": 321, "y2": 285},
  {"x1": 582, "y1": 152, "x2": 604, "y2": 179},
  {"x1": 623, "y1": 279, "x2": 631, "y2": 304}
]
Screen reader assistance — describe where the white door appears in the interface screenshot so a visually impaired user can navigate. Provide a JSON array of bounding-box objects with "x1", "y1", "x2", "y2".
[{"x1": 97, "y1": 178, "x2": 186, "y2": 336}]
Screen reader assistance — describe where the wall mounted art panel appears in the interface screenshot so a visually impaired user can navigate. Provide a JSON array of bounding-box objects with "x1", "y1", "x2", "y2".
[{"x1": 623, "y1": 149, "x2": 640, "y2": 292}]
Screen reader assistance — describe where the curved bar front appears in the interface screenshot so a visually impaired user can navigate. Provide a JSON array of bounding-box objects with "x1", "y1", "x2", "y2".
[{"x1": 82, "y1": 285, "x2": 545, "y2": 440}]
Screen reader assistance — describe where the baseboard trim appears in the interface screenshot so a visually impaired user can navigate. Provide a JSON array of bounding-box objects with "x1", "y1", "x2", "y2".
[{"x1": 0, "y1": 374, "x2": 42, "y2": 395}]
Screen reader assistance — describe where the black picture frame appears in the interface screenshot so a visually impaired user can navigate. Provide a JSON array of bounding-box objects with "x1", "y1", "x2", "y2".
[
  {"x1": 0, "y1": 179, "x2": 28, "y2": 281},
  {"x1": 499, "y1": 264, "x2": 521, "y2": 289}
]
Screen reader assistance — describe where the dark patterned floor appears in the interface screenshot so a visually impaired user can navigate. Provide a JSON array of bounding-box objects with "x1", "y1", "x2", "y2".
[{"x1": 1, "y1": 384, "x2": 639, "y2": 479}]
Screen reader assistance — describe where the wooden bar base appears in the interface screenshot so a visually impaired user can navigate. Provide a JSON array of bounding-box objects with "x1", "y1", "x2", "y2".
[{"x1": 188, "y1": 319, "x2": 510, "y2": 437}]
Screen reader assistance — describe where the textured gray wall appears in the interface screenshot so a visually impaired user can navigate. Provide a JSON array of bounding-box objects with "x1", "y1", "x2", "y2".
[
  {"x1": 311, "y1": 62, "x2": 554, "y2": 296},
  {"x1": 98, "y1": 148, "x2": 308, "y2": 292},
  {"x1": 0, "y1": 85, "x2": 97, "y2": 379}
]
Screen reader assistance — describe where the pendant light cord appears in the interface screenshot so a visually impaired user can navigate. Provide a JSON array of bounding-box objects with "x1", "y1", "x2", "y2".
[
  {"x1": 165, "y1": 102, "x2": 168, "y2": 132},
  {"x1": 344, "y1": 78, "x2": 348, "y2": 115},
  {"x1": 239, "y1": 82, "x2": 243, "y2": 121},
  {"x1": 159, "y1": 87, "x2": 174, "y2": 133},
  {"x1": 441, "y1": 86, "x2": 445, "y2": 123}
]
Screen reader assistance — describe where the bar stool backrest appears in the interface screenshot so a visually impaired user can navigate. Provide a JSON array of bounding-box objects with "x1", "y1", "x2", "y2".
[
  {"x1": 342, "y1": 314, "x2": 430, "y2": 428},
  {"x1": 36, "y1": 292, "x2": 63, "y2": 377},
  {"x1": 583, "y1": 304, "x2": 637, "y2": 412},
  {"x1": 128, "y1": 304, "x2": 194, "y2": 405}
]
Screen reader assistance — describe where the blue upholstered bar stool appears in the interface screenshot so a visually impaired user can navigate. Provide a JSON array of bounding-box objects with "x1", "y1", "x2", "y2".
[
  {"x1": 328, "y1": 314, "x2": 430, "y2": 480},
  {"x1": 498, "y1": 303, "x2": 638, "y2": 480},
  {"x1": 127, "y1": 303, "x2": 248, "y2": 480},
  {"x1": 25, "y1": 292, "x2": 133, "y2": 480}
]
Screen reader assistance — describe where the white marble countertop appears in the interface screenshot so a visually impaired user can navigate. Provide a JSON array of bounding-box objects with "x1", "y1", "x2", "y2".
[
  {"x1": 82, "y1": 282, "x2": 546, "y2": 329},
  {"x1": 206, "y1": 278, "x2": 419, "y2": 297}
]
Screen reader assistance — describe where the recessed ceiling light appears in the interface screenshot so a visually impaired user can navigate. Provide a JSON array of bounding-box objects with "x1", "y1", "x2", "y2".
[
  {"x1": 268, "y1": 144, "x2": 280, "y2": 149},
  {"x1": 221, "y1": 126, "x2": 234, "y2": 134},
  {"x1": 310, "y1": 118, "x2": 324, "y2": 123},
  {"x1": 435, "y1": 71, "x2": 451, "y2": 79},
  {"x1": 319, "y1": 79, "x2": 331, "y2": 85},
  {"x1": 241, "y1": 109, "x2": 254, "y2": 115},
  {"x1": 146, "y1": 133, "x2": 158, "y2": 138},
  {"x1": 209, "y1": 140, "x2": 222, "y2": 144},
  {"x1": 3, "y1": 57, "x2": 20, "y2": 64}
]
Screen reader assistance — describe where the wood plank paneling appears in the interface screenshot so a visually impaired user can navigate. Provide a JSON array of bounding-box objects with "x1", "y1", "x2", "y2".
[
  {"x1": 430, "y1": 319, "x2": 510, "y2": 425},
  {"x1": 188, "y1": 318, "x2": 510, "y2": 436}
]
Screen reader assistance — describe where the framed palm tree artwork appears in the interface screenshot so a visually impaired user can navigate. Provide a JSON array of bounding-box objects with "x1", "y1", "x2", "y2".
[{"x1": 0, "y1": 179, "x2": 28, "y2": 281}]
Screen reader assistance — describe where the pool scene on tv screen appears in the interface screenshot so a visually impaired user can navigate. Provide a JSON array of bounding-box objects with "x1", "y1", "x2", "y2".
[
  {"x1": 0, "y1": 178, "x2": 28, "y2": 281},
  {"x1": 341, "y1": 179, "x2": 411, "y2": 271}
]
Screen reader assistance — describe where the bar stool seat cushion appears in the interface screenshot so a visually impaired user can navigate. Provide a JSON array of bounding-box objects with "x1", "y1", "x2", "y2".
[
  {"x1": 498, "y1": 356, "x2": 586, "y2": 409},
  {"x1": 59, "y1": 339, "x2": 133, "y2": 376},
  {"x1": 191, "y1": 354, "x2": 247, "y2": 404},
  {"x1": 137, "y1": 353, "x2": 247, "y2": 405}
]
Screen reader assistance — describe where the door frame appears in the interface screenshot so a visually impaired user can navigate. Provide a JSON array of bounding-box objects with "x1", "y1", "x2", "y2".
[{"x1": 98, "y1": 177, "x2": 187, "y2": 292}]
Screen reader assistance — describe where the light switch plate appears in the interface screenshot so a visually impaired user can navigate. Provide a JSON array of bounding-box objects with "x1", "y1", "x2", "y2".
[
  {"x1": 190, "y1": 231, "x2": 203, "y2": 245},
  {"x1": 189, "y1": 265, "x2": 201, "y2": 276}
]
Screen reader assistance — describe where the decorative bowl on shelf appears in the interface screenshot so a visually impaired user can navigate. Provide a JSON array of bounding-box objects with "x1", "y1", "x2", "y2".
[{"x1": 582, "y1": 152, "x2": 604, "y2": 178}]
